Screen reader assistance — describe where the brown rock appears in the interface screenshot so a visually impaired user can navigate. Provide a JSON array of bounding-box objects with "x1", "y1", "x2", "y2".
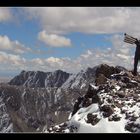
[
  {"x1": 72, "y1": 97, "x2": 84, "y2": 116},
  {"x1": 96, "y1": 64, "x2": 118, "y2": 78},
  {"x1": 86, "y1": 84, "x2": 97, "y2": 98},
  {"x1": 121, "y1": 77, "x2": 130, "y2": 83},
  {"x1": 114, "y1": 102, "x2": 123, "y2": 108},
  {"x1": 108, "y1": 114, "x2": 121, "y2": 121},
  {"x1": 86, "y1": 113, "x2": 100, "y2": 125},
  {"x1": 95, "y1": 74, "x2": 107, "y2": 86},
  {"x1": 100, "y1": 105, "x2": 114, "y2": 117},
  {"x1": 116, "y1": 91, "x2": 126, "y2": 98},
  {"x1": 92, "y1": 95, "x2": 100, "y2": 104},
  {"x1": 82, "y1": 98, "x2": 92, "y2": 107},
  {"x1": 125, "y1": 122, "x2": 138, "y2": 132}
]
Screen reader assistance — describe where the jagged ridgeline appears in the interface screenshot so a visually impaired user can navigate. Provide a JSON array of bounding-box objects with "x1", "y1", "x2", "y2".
[
  {"x1": 0, "y1": 64, "x2": 140, "y2": 133},
  {"x1": 8, "y1": 70, "x2": 70, "y2": 88}
]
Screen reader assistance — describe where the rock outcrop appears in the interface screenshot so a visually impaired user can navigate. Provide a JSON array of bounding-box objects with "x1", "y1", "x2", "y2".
[{"x1": 47, "y1": 64, "x2": 140, "y2": 133}]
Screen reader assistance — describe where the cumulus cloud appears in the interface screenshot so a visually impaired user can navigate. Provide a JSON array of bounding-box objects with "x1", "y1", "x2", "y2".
[
  {"x1": 38, "y1": 30, "x2": 71, "y2": 47},
  {"x1": 0, "y1": 35, "x2": 31, "y2": 54},
  {"x1": 0, "y1": 8, "x2": 12, "y2": 22},
  {"x1": 33, "y1": 34, "x2": 136, "y2": 72},
  {"x1": 21, "y1": 7, "x2": 140, "y2": 37},
  {"x1": 0, "y1": 34, "x2": 135, "y2": 74}
]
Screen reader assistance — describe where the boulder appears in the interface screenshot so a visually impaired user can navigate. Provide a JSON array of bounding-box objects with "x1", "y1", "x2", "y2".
[
  {"x1": 95, "y1": 74, "x2": 107, "y2": 86},
  {"x1": 86, "y1": 113, "x2": 100, "y2": 125},
  {"x1": 100, "y1": 105, "x2": 114, "y2": 117},
  {"x1": 96, "y1": 64, "x2": 121, "y2": 79}
]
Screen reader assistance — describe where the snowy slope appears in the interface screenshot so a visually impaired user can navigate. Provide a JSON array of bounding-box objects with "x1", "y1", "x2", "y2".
[{"x1": 65, "y1": 104, "x2": 130, "y2": 133}]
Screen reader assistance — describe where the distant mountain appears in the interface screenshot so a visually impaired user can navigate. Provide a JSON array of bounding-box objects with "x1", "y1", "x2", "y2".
[{"x1": 9, "y1": 70, "x2": 70, "y2": 88}]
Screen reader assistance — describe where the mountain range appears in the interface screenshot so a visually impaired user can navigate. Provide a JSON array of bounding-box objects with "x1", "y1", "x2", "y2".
[{"x1": 0, "y1": 64, "x2": 140, "y2": 133}]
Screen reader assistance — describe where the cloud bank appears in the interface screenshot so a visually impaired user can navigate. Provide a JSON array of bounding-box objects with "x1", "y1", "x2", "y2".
[
  {"x1": 0, "y1": 34, "x2": 136, "y2": 74},
  {"x1": 22, "y1": 7, "x2": 140, "y2": 37}
]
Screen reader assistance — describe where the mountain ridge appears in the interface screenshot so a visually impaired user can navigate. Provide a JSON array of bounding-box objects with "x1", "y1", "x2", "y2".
[
  {"x1": 8, "y1": 69, "x2": 71, "y2": 88},
  {"x1": 1, "y1": 64, "x2": 140, "y2": 133}
]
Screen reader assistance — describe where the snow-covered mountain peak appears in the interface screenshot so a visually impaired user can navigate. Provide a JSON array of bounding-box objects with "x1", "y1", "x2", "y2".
[{"x1": 8, "y1": 69, "x2": 70, "y2": 88}]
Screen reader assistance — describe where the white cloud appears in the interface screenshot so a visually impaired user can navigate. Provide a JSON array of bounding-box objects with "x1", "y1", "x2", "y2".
[
  {"x1": 0, "y1": 35, "x2": 31, "y2": 54},
  {"x1": 0, "y1": 33, "x2": 136, "y2": 75},
  {"x1": 0, "y1": 35, "x2": 12, "y2": 50},
  {"x1": 46, "y1": 57, "x2": 62, "y2": 63},
  {"x1": 38, "y1": 30, "x2": 71, "y2": 47},
  {"x1": 21, "y1": 7, "x2": 140, "y2": 37},
  {"x1": 29, "y1": 34, "x2": 135, "y2": 73},
  {"x1": 0, "y1": 51, "x2": 26, "y2": 71},
  {"x1": 81, "y1": 50, "x2": 92, "y2": 58},
  {"x1": 0, "y1": 8, "x2": 12, "y2": 22},
  {"x1": 117, "y1": 54, "x2": 129, "y2": 60}
]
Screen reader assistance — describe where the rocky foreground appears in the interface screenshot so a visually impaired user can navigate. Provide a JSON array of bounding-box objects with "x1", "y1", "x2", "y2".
[{"x1": 47, "y1": 64, "x2": 140, "y2": 133}]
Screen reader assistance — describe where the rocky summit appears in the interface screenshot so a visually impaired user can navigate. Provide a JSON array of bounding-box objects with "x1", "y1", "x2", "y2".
[
  {"x1": 0, "y1": 64, "x2": 140, "y2": 133},
  {"x1": 47, "y1": 64, "x2": 140, "y2": 133}
]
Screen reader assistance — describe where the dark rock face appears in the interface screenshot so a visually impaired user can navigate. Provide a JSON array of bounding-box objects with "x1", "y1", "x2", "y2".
[
  {"x1": 94, "y1": 64, "x2": 124, "y2": 86},
  {"x1": 8, "y1": 71, "x2": 47, "y2": 87},
  {"x1": 45, "y1": 70, "x2": 71, "y2": 88},
  {"x1": 72, "y1": 97, "x2": 84, "y2": 116},
  {"x1": 95, "y1": 74, "x2": 107, "y2": 86},
  {"x1": 95, "y1": 64, "x2": 121, "y2": 79},
  {"x1": 86, "y1": 84, "x2": 97, "y2": 98}
]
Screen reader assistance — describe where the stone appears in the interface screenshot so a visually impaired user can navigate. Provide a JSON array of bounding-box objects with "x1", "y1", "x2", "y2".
[
  {"x1": 100, "y1": 105, "x2": 114, "y2": 117},
  {"x1": 108, "y1": 114, "x2": 121, "y2": 121},
  {"x1": 95, "y1": 74, "x2": 107, "y2": 86},
  {"x1": 96, "y1": 64, "x2": 119, "y2": 78},
  {"x1": 86, "y1": 84, "x2": 97, "y2": 98},
  {"x1": 86, "y1": 113, "x2": 100, "y2": 125},
  {"x1": 116, "y1": 91, "x2": 126, "y2": 98},
  {"x1": 72, "y1": 97, "x2": 84, "y2": 116}
]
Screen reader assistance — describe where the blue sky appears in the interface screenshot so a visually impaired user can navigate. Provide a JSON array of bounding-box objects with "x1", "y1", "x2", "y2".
[
  {"x1": 0, "y1": 7, "x2": 139, "y2": 78},
  {"x1": 0, "y1": 21, "x2": 114, "y2": 59}
]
